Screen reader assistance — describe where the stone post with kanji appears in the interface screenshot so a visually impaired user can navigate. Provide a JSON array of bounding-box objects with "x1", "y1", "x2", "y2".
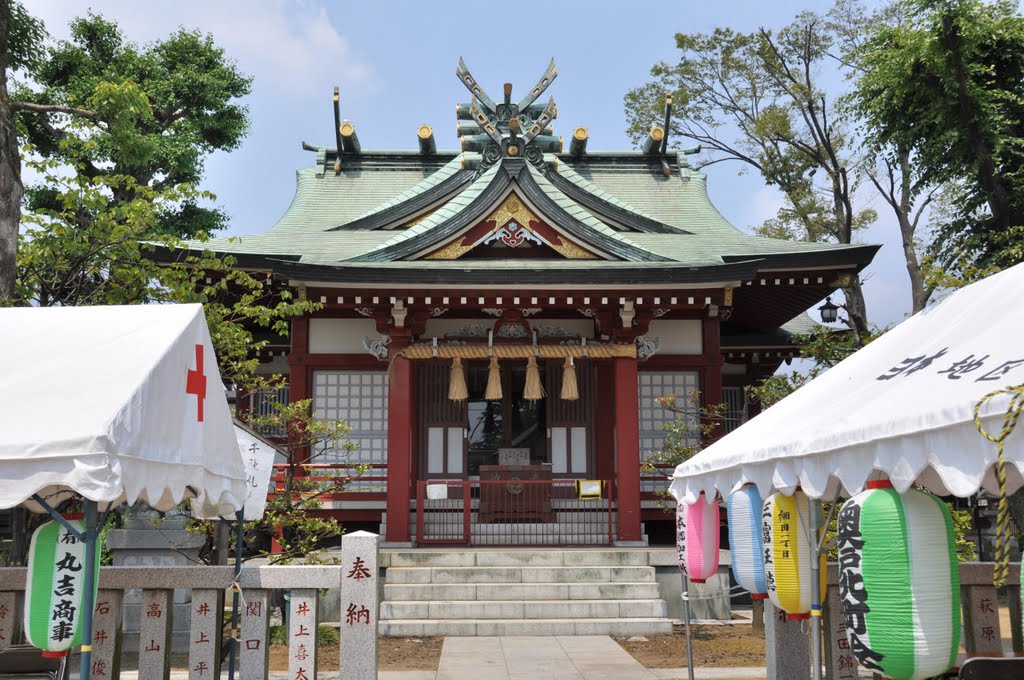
[
  {"x1": 764, "y1": 599, "x2": 810, "y2": 680},
  {"x1": 340, "y1": 530, "x2": 379, "y2": 680}
]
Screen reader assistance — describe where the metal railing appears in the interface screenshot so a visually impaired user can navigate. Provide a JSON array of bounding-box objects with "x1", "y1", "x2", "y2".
[{"x1": 414, "y1": 479, "x2": 613, "y2": 546}]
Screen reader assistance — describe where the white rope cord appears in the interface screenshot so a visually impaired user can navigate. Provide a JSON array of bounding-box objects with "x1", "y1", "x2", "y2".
[{"x1": 679, "y1": 585, "x2": 751, "y2": 602}]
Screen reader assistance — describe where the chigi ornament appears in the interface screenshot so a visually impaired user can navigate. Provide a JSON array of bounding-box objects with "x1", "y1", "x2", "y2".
[{"x1": 837, "y1": 480, "x2": 960, "y2": 680}]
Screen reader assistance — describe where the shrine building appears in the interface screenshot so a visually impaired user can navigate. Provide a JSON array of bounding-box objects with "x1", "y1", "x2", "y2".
[{"x1": 192, "y1": 59, "x2": 877, "y2": 547}]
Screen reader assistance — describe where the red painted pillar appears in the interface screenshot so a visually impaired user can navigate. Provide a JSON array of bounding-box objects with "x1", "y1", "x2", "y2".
[
  {"x1": 613, "y1": 356, "x2": 642, "y2": 542},
  {"x1": 385, "y1": 352, "x2": 414, "y2": 543},
  {"x1": 594, "y1": 363, "x2": 616, "y2": 483},
  {"x1": 702, "y1": 315, "x2": 724, "y2": 440}
]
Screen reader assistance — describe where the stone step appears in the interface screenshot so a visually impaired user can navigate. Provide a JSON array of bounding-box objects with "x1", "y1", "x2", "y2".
[
  {"x1": 383, "y1": 581, "x2": 662, "y2": 601},
  {"x1": 385, "y1": 565, "x2": 654, "y2": 584},
  {"x1": 386, "y1": 549, "x2": 653, "y2": 567},
  {"x1": 416, "y1": 535, "x2": 615, "y2": 546},
  {"x1": 380, "y1": 598, "x2": 668, "y2": 620},
  {"x1": 378, "y1": 617, "x2": 674, "y2": 637}
]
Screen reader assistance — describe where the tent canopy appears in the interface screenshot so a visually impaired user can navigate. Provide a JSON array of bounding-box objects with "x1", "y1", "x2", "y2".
[
  {"x1": 0, "y1": 304, "x2": 247, "y2": 518},
  {"x1": 670, "y1": 263, "x2": 1024, "y2": 504}
]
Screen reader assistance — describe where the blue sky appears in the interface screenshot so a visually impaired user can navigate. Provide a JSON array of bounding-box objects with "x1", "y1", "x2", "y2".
[{"x1": 25, "y1": 0, "x2": 910, "y2": 328}]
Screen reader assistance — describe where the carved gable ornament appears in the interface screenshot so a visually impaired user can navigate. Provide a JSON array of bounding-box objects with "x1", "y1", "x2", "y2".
[{"x1": 424, "y1": 192, "x2": 598, "y2": 260}]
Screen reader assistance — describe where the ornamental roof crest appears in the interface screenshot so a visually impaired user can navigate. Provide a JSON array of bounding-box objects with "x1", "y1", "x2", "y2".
[{"x1": 456, "y1": 57, "x2": 559, "y2": 175}]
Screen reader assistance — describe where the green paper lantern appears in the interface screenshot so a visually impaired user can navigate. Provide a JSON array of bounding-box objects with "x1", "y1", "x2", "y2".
[
  {"x1": 837, "y1": 481, "x2": 960, "y2": 680},
  {"x1": 24, "y1": 517, "x2": 100, "y2": 657}
]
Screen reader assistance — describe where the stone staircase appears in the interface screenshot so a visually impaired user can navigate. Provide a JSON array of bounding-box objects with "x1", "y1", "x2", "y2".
[
  {"x1": 378, "y1": 549, "x2": 674, "y2": 636},
  {"x1": 380, "y1": 507, "x2": 648, "y2": 546}
]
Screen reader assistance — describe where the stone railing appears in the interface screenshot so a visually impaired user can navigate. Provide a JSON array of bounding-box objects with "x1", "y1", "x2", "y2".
[
  {"x1": 0, "y1": 532, "x2": 380, "y2": 680},
  {"x1": 795, "y1": 562, "x2": 1023, "y2": 680}
]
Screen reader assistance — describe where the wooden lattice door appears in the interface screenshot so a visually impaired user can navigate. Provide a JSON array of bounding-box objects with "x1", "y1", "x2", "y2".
[
  {"x1": 418, "y1": 361, "x2": 467, "y2": 478},
  {"x1": 545, "y1": 359, "x2": 595, "y2": 476}
]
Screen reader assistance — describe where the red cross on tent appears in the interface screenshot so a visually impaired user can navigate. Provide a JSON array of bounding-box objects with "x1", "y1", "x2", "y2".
[{"x1": 186, "y1": 344, "x2": 207, "y2": 422}]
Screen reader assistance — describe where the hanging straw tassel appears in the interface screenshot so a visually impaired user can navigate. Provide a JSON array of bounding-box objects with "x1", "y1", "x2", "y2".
[
  {"x1": 485, "y1": 355, "x2": 503, "y2": 401},
  {"x1": 524, "y1": 354, "x2": 545, "y2": 401},
  {"x1": 560, "y1": 356, "x2": 579, "y2": 400},
  {"x1": 448, "y1": 357, "x2": 468, "y2": 401}
]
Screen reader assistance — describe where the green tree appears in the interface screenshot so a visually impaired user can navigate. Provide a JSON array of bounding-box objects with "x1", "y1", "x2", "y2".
[
  {"x1": 852, "y1": 0, "x2": 1024, "y2": 275},
  {"x1": 746, "y1": 326, "x2": 868, "y2": 409},
  {"x1": 0, "y1": 3, "x2": 251, "y2": 300},
  {"x1": 13, "y1": 155, "x2": 370, "y2": 565},
  {"x1": 0, "y1": 0, "x2": 45, "y2": 299},
  {"x1": 228, "y1": 398, "x2": 368, "y2": 565},
  {"x1": 624, "y1": 15, "x2": 876, "y2": 338},
  {"x1": 830, "y1": 0, "x2": 945, "y2": 313},
  {"x1": 642, "y1": 390, "x2": 727, "y2": 510},
  {"x1": 17, "y1": 13, "x2": 251, "y2": 238}
]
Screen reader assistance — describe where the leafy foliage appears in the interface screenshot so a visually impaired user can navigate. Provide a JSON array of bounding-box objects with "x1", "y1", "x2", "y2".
[
  {"x1": 17, "y1": 142, "x2": 364, "y2": 565},
  {"x1": 623, "y1": 13, "x2": 875, "y2": 335},
  {"x1": 229, "y1": 397, "x2": 368, "y2": 565},
  {"x1": 746, "y1": 326, "x2": 868, "y2": 409},
  {"x1": 4, "y1": 0, "x2": 45, "y2": 73},
  {"x1": 852, "y1": 0, "x2": 1024, "y2": 275},
  {"x1": 641, "y1": 389, "x2": 728, "y2": 511},
  {"x1": 13, "y1": 12, "x2": 251, "y2": 238}
]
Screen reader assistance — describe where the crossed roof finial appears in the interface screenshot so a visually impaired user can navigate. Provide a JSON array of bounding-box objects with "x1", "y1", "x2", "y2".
[{"x1": 455, "y1": 58, "x2": 560, "y2": 172}]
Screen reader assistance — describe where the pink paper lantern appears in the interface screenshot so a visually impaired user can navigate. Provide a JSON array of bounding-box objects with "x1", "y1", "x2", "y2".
[{"x1": 676, "y1": 492, "x2": 721, "y2": 583}]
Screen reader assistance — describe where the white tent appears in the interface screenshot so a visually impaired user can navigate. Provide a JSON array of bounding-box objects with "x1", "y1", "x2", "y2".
[
  {"x1": 670, "y1": 263, "x2": 1024, "y2": 504},
  {"x1": 0, "y1": 303, "x2": 247, "y2": 517},
  {"x1": 0, "y1": 304, "x2": 247, "y2": 680},
  {"x1": 670, "y1": 264, "x2": 1024, "y2": 680}
]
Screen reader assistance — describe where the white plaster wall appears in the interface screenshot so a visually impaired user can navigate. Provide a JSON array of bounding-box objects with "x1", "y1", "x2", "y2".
[
  {"x1": 646, "y1": 319, "x2": 702, "y2": 354},
  {"x1": 308, "y1": 318, "x2": 380, "y2": 354}
]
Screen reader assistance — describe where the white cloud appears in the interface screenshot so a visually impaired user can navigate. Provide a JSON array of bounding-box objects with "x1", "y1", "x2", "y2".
[{"x1": 24, "y1": 0, "x2": 371, "y2": 96}]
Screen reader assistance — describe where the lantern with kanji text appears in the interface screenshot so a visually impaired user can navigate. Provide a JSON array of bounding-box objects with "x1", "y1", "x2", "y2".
[
  {"x1": 676, "y1": 492, "x2": 720, "y2": 583},
  {"x1": 836, "y1": 480, "x2": 960, "y2": 680},
  {"x1": 762, "y1": 490, "x2": 826, "y2": 619},
  {"x1": 23, "y1": 516, "x2": 101, "y2": 657}
]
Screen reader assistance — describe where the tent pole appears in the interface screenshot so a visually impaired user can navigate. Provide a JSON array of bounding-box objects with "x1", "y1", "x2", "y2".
[
  {"x1": 680, "y1": 571, "x2": 695, "y2": 680},
  {"x1": 227, "y1": 509, "x2": 243, "y2": 680},
  {"x1": 809, "y1": 498, "x2": 823, "y2": 680},
  {"x1": 80, "y1": 499, "x2": 99, "y2": 680}
]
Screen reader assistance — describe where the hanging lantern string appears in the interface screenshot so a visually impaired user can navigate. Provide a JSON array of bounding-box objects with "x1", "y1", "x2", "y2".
[{"x1": 973, "y1": 383, "x2": 1024, "y2": 588}]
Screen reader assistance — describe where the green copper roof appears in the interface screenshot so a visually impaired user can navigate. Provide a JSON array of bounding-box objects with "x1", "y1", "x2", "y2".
[{"x1": 188, "y1": 149, "x2": 876, "y2": 274}]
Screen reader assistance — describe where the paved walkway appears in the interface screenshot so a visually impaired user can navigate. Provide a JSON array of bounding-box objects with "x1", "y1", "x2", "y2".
[
  {"x1": 379, "y1": 635, "x2": 766, "y2": 680},
  {"x1": 70, "y1": 636, "x2": 768, "y2": 679}
]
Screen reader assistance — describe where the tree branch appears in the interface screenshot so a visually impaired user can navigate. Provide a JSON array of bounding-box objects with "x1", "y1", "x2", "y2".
[{"x1": 11, "y1": 100, "x2": 100, "y2": 121}]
